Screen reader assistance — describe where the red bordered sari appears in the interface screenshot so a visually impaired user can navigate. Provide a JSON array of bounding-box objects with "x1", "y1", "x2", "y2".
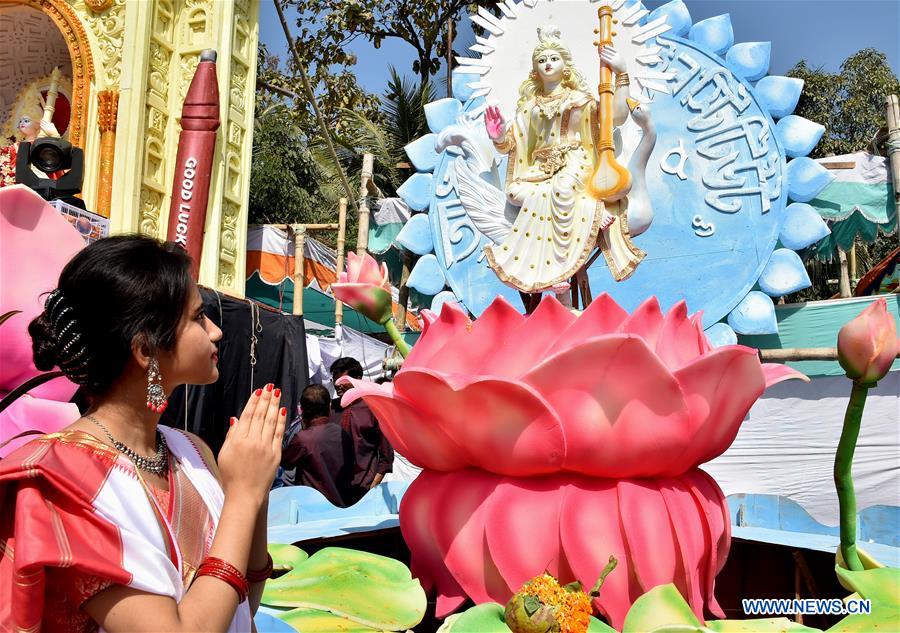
[{"x1": 0, "y1": 426, "x2": 252, "y2": 632}]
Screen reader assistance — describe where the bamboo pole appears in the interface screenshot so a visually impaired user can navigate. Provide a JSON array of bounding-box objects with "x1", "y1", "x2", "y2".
[
  {"x1": 838, "y1": 248, "x2": 852, "y2": 298},
  {"x1": 357, "y1": 153, "x2": 374, "y2": 255},
  {"x1": 382, "y1": 346, "x2": 900, "y2": 370},
  {"x1": 273, "y1": 0, "x2": 355, "y2": 203},
  {"x1": 446, "y1": 18, "x2": 453, "y2": 98},
  {"x1": 335, "y1": 198, "x2": 348, "y2": 326},
  {"x1": 885, "y1": 95, "x2": 900, "y2": 238},
  {"x1": 291, "y1": 224, "x2": 306, "y2": 316},
  {"x1": 396, "y1": 250, "x2": 413, "y2": 331}
]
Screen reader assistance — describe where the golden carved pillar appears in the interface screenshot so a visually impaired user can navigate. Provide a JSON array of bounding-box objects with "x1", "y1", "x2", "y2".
[{"x1": 96, "y1": 89, "x2": 119, "y2": 218}]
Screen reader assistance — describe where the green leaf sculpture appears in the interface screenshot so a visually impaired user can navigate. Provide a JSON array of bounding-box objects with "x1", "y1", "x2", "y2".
[
  {"x1": 262, "y1": 545, "x2": 426, "y2": 631},
  {"x1": 279, "y1": 608, "x2": 393, "y2": 632},
  {"x1": 619, "y1": 584, "x2": 821, "y2": 633},
  {"x1": 269, "y1": 542, "x2": 309, "y2": 572},
  {"x1": 706, "y1": 619, "x2": 819, "y2": 632},
  {"x1": 621, "y1": 584, "x2": 703, "y2": 633},
  {"x1": 825, "y1": 565, "x2": 900, "y2": 632},
  {"x1": 437, "y1": 603, "x2": 511, "y2": 633},
  {"x1": 833, "y1": 565, "x2": 899, "y2": 608}
]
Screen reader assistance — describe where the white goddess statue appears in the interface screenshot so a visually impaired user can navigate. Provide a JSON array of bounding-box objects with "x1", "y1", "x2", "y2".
[{"x1": 482, "y1": 25, "x2": 645, "y2": 295}]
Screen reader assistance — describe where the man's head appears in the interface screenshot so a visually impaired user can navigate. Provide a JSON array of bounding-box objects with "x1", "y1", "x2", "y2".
[
  {"x1": 330, "y1": 357, "x2": 364, "y2": 397},
  {"x1": 300, "y1": 384, "x2": 331, "y2": 423}
]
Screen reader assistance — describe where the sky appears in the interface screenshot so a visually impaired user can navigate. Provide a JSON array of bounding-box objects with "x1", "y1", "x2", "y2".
[{"x1": 258, "y1": 0, "x2": 900, "y2": 97}]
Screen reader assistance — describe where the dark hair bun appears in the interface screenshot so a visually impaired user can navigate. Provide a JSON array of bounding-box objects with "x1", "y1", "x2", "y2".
[
  {"x1": 28, "y1": 310, "x2": 60, "y2": 372},
  {"x1": 25, "y1": 235, "x2": 194, "y2": 394}
]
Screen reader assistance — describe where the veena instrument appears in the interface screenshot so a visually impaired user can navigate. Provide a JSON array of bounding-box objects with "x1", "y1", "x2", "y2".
[{"x1": 589, "y1": 4, "x2": 632, "y2": 202}]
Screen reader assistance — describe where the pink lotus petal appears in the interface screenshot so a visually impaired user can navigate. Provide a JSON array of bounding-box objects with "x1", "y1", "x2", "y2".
[
  {"x1": 419, "y1": 309, "x2": 438, "y2": 329},
  {"x1": 690, "y1": 312, "x2": 713, "y2": 356},
  {"x1": 617, "y1": 480, "x2": 678, "y2": 593},
  {"x1": 431, "y1": 471, "x2": 511, "y2": 605},
  {"x1": 331, "y1": 282, "x2": 391, "y2": 314},
  {"x1": 685, "y1": 469, "x2": 730, "y2": 618},
  {"x1": 0, "y1": 394, "x2": 80, "y2": 457},
  {"x1": 560, "y1": 479, "x2": 638, "y2": 629},
  {"x1": 342, "y1": 377, "x2": 469, "y2": 471},
  {"x1": 656, "y1": 301, "x2": 706, "y2": 370},
  {"x1": 392, "y1": 369, "x2": 565, "y2": 476},
  {"x1": 672, "y1": 346, "x2": 766, "y2": 470},
  {"x1": 837, "y1": 300, "x2": 884, "y2": 381},
  {"x1": 403, "y1": 301, "x2": 470, "y2": 370},
  {"x1": 552, "y1": 293, "x2": 629, "y2": 352},
  {"x1": 617, "y1": 296, "x2": 665, "y2": 349},
  {"x1": 761, "y1": 363, "x2": 810, "y2": 388},
  {"x1": 345, "y1": 251, "x2": 364, "y2": 280},
  {"x1": 423, "y1": 297, "x2": 525, "y2": 376},
  {"x1": 522, "y1": 335, "x2": 691, "y2": 477},
  {"x1": 0, "y1": 186, "x2": 84, "y2": 401},
  {"x1": 658, "y1": 477, "x2": 709, "y2": 620},
  {"x1": 480, "y1": 297, "x2": 576, "y2": 379},
  {"x1": 484, "y1": 477, "x2": 566, "y2": 591},
  {"x1": 400, "y1": 472, "x2": 467, "y2": 613}
]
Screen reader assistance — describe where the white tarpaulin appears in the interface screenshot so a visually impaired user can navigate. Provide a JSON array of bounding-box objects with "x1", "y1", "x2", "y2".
[
  {"x1": 706, "y1": 372, "x2": 900, "y2": 527},
  {"x1": 306, "y1": 326, "x2": 391, "y2": 394}
]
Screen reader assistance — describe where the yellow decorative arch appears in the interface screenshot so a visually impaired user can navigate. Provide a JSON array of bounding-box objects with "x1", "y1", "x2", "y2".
[{"x1": 11, "y1": 0, "x2": 95, "y2": 148}]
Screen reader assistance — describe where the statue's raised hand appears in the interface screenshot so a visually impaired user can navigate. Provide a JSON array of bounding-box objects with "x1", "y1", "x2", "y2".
[
  {"x1": 485, "y1": 105, "x2": 505, "y2": 141},
  {"x1": 599, "y1": 45, "x2": 627, "y2": 74}
]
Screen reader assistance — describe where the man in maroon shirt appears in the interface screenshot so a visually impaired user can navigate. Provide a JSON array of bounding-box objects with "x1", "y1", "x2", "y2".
[
  {"x1": 281, "y1": 384, "x2": 355, "y2": 507},
  {"x1": 330, "y1": 357, "x2": 394, "y2": 503}
]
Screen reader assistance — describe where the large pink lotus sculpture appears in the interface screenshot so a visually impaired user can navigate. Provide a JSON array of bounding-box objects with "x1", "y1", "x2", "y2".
[
  {"x1": 342, "y1": 295, "x2": 806, "y2": 628},
  {"x1": 0, "y1": 186, "x2": 83, "y2": 456}
]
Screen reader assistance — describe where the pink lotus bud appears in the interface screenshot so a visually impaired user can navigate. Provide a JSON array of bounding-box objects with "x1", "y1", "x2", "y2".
[
  {"x1": 837, "y1": 298, "x2": 898, "y2": 385},
  {"x1": 332, "y1": 251, "x2": 393, "y2": 324}
]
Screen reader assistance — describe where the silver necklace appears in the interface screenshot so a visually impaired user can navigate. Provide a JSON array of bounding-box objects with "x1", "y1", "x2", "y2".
[{"x1": 85, "y1": 415, "x2": 169, "y2": 476}]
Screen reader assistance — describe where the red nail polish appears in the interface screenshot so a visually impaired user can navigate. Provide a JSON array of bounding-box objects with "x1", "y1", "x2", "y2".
[
  {"x1": 255, "y1": 388, "x2": 262, "y2": 397},
  {"x1": 229, "y1": 417, "x2": 236, "y2": 426},
  {"x1": 280, "y1": 407, "x2": 287, "y2": 417},
  {"x1": 274, "y1": 388, "x2": 281, "y2": 398},
  {"x1": 266, "y1": 383, "x2": 273, "y2": 392}
]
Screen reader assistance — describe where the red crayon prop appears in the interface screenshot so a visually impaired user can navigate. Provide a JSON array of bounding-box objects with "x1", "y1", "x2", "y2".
[{"x1": 166, "y1": 49, "x2": 220, "y2": 278}]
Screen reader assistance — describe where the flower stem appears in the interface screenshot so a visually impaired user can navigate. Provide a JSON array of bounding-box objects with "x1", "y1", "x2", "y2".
[
  {"x1": 834, "y1": 381, "x2": 870, "y2": 572},
  {"x1": 383, "y1": 318, "x2": 411, "y2": 358}
]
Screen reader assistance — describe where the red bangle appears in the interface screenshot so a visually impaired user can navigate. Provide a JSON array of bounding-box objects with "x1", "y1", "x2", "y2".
[
  {"x1": 196, "y1": 557, "x2": 249, "y2": 602},
  {"x1": 246, "y1": 552, "x2": 273, "y2": 583}
]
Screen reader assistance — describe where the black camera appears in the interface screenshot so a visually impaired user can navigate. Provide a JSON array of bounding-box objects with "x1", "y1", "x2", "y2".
[{"x1": 15, "y1": 139, "x2": 85, "y2": 209}]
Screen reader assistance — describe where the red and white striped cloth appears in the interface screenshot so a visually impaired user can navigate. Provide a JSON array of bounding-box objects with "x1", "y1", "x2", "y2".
[{"x1": 0, "y1": 426, "x2": 251, "y2": 632}]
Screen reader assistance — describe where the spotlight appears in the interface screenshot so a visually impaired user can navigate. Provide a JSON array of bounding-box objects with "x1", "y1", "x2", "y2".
[
  {"x1": 15, "y1": 140, "x2": 85, "y2": 208},
  {"x1": 31, "y1": 139, "x2": 71, "y2": 173}
]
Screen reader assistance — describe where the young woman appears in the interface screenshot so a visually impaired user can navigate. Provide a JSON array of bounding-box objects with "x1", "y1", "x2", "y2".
[{"x1": 0, "y1": 235, "x2": 285, "y2": 632}]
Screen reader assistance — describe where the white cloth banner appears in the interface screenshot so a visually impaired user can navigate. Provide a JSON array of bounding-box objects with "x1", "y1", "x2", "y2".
[
  {"x1": 706, "y1": 372, "x2": 900, "y2": 526},
  {"x1": 306, "y1": 326, "x2": 390, "y2": 395},
  {"x1": 374, "y1": 198, "x2": 411, "y2": 226}
]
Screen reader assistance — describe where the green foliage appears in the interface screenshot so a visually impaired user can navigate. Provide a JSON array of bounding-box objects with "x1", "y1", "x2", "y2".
[
  {"x1": 328, "y1": 67, "x2": 436, "y2": 195},
  {"x1": 251, "y1": 63, "x2": 435, "y2": 243},
  {"x1": 284, "y1": 0, "x2": 496, "y2": 85},
  {"x1": 784, "y1": 49, "x2": 899, "y2": 301},
  {"x1": 248, "y1": 104, "x2": 333, "y2": 227},
  {"x1": 788, "y1": 49, "x2": 900, "y2": 159}
]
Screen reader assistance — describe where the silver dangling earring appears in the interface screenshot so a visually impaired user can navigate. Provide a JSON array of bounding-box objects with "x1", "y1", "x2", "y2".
[{"x1": 146, "y1": 358, "x2": 168, "y2": 413}]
